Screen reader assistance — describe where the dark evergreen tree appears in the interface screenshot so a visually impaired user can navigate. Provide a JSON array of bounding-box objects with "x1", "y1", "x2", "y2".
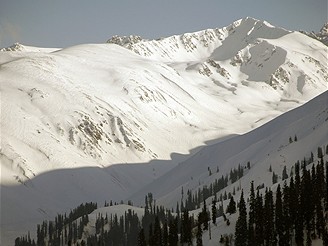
[
  {"x1": 196, "y1": 213, "x2": 203, "y2": 246},
  {"x1": 163, "y1": 222, "x2": 168, "y2": 246},
  {"x1": 316, "y1": 161, "x2": 325, "y2": 198},
  {"x1": 317, "y1": 146, "x2": 323, "y2": 158},
  {"x1": 211, "y1": 199, "x2": 217, "y2": 225},
  {"x1": 310, "y1": 152, "x2": 314, "y2": 163},
  {"x1": 181, "y1": 210, "x2": 192, "y2": 245},
  {"x1": 315, "y1": 195, "x2": 325, "y2": 239},
  {"x1": 226, "y1": 196, "x2": 236, "y2": 214},
  {"x1": 323, "y1": 229, "x2": 328, "y2": 246},
  {"x1": 168, "y1": 218, "x2": 178, "y2": 246},
  {"x1": 289, "y1": 137, "x2": 293, "y2": 143},
  {"x1": 311, "y1": 163, "x2": 324, "y2": 240},
  {"x1": 248, "y1": 181, "x2": 256, "y2": 245},
  {"x1": 326, "y1": 161, "x2": 328, "y2": 210},
  {"x1": 288, "y1": 176, "x2": 297, "y2": 231},
  {"x1": 272, "y1": 171, "x2": 278, "y2": 184},
  {"x1": 37, "y1": 224, "x2": 43, "y2": 246},
  {"x1": 263, "y1": 189, "x2": 275, "y2": 245},
  {"x1": 300, "y1": 164, "x2": 313, "y2": 245},
  {"x1": 282, "y1": 166, "x2": 288, "y2": 180},
  {"x1": 137, "y1": 228, "x2": 147, "y2": 246},
  {"x1": 295, "y1": 161, "x2": 301, "y2": 192},
  {"x1": 235, "y1": 191, "x2": 248, "y2": 246},
  {"x1": 238, "y1": 164, "x2": 244, "y2": 179},
  {"x1": 275, "y1": 185, "x2": 284, "y2": 246},
  {"x1": 255, "y1": 190, "x2": 264, "y2": 245},
  {"x1": 218, "y1": 203, "x2": 224, "y2": 218},
  {"x1": 293, "y1": 161, "x2": 305, "y2": 245},
  {"x1": 223, "y1": 191, "x2": 227, "y2": 201},
  {"x1": 282, "y1": 182, "x2": 291, "y2": 245},
  {"x1": 153, "y1": 216, "x2": 162, "y2": 246},
  {"x1": 294, "y1": 203, "x2": 304, "y2": 245},
  {"x1": 202, "y1": 200, "x2": 209, "y2": 230},
  {"x1": 148, "y1": 223, "x2": 154, "y2": 246}
]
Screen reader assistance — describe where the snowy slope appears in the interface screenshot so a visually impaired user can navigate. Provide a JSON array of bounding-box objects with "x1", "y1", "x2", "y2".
[
  {"x1": 0, "y1": 17, "x2": 327, "y2": 244},
  {"x1": 130, "y1": 90, "x2": 328, "y2": 209}
]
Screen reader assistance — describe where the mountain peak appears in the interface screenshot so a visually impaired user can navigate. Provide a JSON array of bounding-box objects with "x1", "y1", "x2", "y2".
[
  {"x1": 232, "y1": 16, "x2": 261, "y2": 25},
  {"x1": 107, "y1": 17, "x2": 278, "y2": 51},
  {"x1": 300, "y1": 22, "x2": 328, "y2": 46},
  {"x1": 319, "y1": 22, "x2": 328, "y2": 34},
  {"x1": 0, "y1": 42, "x2": 59, "y2": 52},
  {"x1": 107, "y1": 17, "x2": 292, "y2": 64},
  {"x1": 0, "y1": 42, "x2": 24, "y2": 51},
  {"x1": 107, "y1": 35, "x2": 143, "y2": 47}
]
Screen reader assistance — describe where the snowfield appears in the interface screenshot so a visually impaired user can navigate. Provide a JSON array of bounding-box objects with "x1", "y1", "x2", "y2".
[{"x1": 0, "y1": 17, "x2": 327, "y2": 245}]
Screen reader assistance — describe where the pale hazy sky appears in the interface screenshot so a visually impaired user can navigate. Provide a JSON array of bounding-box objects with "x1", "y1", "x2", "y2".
[{"x1": 0, "y1": 0, "x2": 326, "y2": 48}]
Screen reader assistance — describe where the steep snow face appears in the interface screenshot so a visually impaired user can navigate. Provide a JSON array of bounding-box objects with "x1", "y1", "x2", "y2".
[{"x1": 0, "y1": 17, "x2": 327, "y2": 245}]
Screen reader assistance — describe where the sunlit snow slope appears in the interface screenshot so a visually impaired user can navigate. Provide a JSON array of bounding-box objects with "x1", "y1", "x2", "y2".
[{"x1": 0, "y1": 17, "x2": 327, "y2": 244}]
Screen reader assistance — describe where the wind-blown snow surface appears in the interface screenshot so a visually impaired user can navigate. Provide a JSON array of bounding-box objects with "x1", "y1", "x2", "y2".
[{"x1": 0, "y1": 17, "x2": 327, "y2": 244}]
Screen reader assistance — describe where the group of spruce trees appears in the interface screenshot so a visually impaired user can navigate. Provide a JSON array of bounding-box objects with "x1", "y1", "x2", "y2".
[
  {"x1": 15, "y1": 147, "x2": 328, "y2": 246},
  {"x1": 15, "y1": 193, "x2": 211, "y2": 246},
  {"x1": 15, "y1": 202, "x2": 97, "y2": 246},
  {"x1": 235, "y1": 157, "x2": 328, "y2": 245},
  {"x1": 183, "y1": 163, "x2": 245, "y2": 211}
]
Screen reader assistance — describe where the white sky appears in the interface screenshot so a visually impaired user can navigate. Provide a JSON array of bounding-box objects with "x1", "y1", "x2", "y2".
[{"x1": 0, "y1": 0, "x2": 327, "y2": 48}]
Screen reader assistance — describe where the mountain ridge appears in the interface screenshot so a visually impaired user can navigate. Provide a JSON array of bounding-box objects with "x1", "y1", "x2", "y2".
[
  {"x1": 301, "y1": 22, "x2": 328, "y2": 46},
  {"x1": 107, "y1": 17, "x2": 291, "y2": 62}
]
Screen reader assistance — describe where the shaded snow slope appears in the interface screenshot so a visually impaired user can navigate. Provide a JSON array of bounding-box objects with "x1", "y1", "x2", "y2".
[
  {"x1": 130, "y1": 91, "x2": 328, "y2": 209},
  {"x1": 0, "y1": 17, "x2": 327, "y2": 244}
]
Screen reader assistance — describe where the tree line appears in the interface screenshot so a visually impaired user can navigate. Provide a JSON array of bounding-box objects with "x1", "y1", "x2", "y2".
[
  {"x1": 15, "y1": 146, "x2": 328, "y2": 245},
  {"x1": 235, "y1": 157, "x2": 328, "y2": 245}
]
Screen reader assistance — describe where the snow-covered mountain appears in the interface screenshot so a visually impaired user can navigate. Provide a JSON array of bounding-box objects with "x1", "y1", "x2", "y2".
[
  {"x1": 2, "y1": 17, "x2": 327, "y2": 184},
  {"x1": 0, "y1": 17, "x2": 327, "y2": 244}
]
